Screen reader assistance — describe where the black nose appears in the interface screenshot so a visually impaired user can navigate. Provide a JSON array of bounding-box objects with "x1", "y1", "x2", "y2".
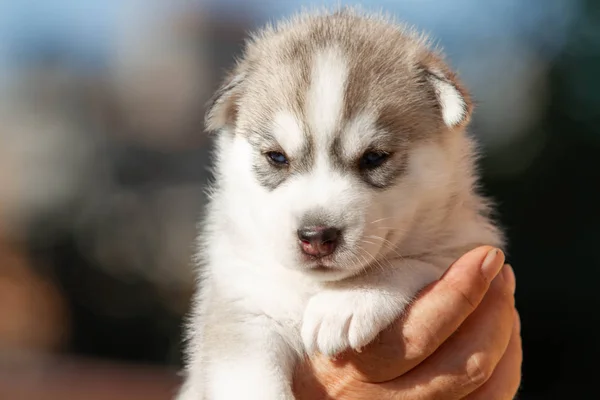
[{"x1": 297, "y1": 226, "x2": 341, "y2": 257}]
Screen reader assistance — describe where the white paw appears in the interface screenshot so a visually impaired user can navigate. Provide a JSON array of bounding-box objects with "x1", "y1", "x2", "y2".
[{"x1": 301, "y1": 290, "x2": 402, "y2": 357}]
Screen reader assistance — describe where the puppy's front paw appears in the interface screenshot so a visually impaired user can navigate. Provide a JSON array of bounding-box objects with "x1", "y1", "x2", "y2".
[{"x1": 301, "y1": 290, "x2": 402, "y2": 357}]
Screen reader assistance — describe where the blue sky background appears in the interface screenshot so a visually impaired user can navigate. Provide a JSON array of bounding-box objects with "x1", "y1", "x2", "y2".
[{"x1": 0, "y1": 0, "x2": 576, "y2": 64}]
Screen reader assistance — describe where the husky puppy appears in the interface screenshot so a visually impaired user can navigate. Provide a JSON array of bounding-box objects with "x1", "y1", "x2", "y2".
[{"x1": 177, "y1": 8, "x2": 503, "y2": 400}]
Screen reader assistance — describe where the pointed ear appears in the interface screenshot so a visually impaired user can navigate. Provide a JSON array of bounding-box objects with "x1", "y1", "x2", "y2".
[
  {"x1": 205, "y1": 70, "x2": 246, "y2": 132},
  {"x1": 423, "y1": 65, "x2": 473, "y2": 129}
]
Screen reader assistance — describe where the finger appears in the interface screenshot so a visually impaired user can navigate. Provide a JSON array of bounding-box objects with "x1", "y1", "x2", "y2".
[
  {"x1": 463, "y1": 309, "x2": 523, "y2": 400},
  {"x1": 333, "y1": 246, "x2": 506, "y2": 382},
  {"x1": 294, "y1": 268, "x2": 517, "y2": 400},
  {"x1": 379, "y1": 264, "x2": 516, "y2": 399}
]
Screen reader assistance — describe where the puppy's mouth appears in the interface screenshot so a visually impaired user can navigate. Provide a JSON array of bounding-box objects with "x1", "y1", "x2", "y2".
[
  {"x1": 298, "y1": 254, "x2": 361, "y2": 281},
  {"x1": 302, "y1": 261, "x2": 344, "y2": 280},
  {"x1": 299, "y1": 250, "x2": 354, "y2": 272},
  {"x1": 296, "y1": 250, "x2": 336, "y2": 269},
  {"x1": 303, "y1": 256, "x2": 337, "y2": 269},
  {"x1": 309, "y1": 264, "x2": 334, "y2": 273}
]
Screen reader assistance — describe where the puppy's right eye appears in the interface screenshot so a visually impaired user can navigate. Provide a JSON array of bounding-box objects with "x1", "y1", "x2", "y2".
[
  {"x1": 266, "y1": 151, "x2": 289, "y2": 166},
  {"x1": 359, "y1": 150, "x2": 390, "y2": 170}
]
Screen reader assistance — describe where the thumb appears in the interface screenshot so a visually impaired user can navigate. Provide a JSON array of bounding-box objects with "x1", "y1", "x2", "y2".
[{"x1": 336, "y1": 246, "x2": 506, "y2": 383}]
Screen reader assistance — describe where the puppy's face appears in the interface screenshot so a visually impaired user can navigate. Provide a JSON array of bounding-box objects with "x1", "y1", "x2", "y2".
[{"x1": 209, "y1": 13, "x2": 472, "y2": 281}]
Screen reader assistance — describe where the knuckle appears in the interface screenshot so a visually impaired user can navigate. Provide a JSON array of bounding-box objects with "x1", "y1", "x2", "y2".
[
  {"x1": 463, "y1": 352, "x2": 495, "y2": 389},
  {"x1": 443, "y1": 273, "x2": 489, "y2": 313},
  {"x1": 403, "y1": 323, "x2": 441, "y2": 359},
  {"x1": 489, "y1": 283, "x2": 516, "y2": 311},
  {"x1": 450, "y1": 283, "x2": 481, "y2": 313}
]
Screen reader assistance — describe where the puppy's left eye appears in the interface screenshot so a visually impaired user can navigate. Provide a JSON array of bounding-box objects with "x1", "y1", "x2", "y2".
[
  {"x1": 360, "y1": 151, "x2": 390, "y2": 169},
  {"x1": 266, "y1": 151, "x2": 289, "y2": 166}
]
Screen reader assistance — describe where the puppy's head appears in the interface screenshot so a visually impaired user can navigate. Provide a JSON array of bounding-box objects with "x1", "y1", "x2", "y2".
[{"x1": 209, "y1": 10, "x2": 474, "y2": 281}]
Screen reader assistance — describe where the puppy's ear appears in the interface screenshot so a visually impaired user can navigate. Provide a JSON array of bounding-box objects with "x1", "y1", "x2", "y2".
[
  {"x1": 422, "y1": 61, "x2": 473, "y2": 129},
  {"x1": 205, "y1": 70, "x2": 246, "y2": 132}
]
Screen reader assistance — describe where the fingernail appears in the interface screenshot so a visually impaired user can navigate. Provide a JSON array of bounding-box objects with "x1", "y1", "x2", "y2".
[
  {"x1": 503, "y1": 264, "x2": 516, "y2": 294},
  {"x1": 481, "y1": 248, "x2": 504, "y2": 282}
]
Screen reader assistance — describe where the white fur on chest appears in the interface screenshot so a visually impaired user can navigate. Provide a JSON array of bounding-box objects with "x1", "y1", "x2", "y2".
[{"x1": 210, "y1": 249, "x2": 316, "y2": 325}]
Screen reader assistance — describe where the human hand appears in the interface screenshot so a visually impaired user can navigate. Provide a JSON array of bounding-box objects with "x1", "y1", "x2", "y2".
[{"x1": 293, "y1": 246, "x2": 521, "y2": 399}]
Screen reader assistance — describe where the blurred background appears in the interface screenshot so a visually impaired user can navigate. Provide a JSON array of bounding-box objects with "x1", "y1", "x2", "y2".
[{"x1": 0, "y1": 0, "x2": 598, "y2": 398}]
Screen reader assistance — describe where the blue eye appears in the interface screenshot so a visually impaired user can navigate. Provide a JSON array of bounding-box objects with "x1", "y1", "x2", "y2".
[
  {"x1": 360, "y1": 151, "x2": 390, "y2": 169},
  {"x1": 266, "y1": 151, "x2": 288, "y2": 165}
]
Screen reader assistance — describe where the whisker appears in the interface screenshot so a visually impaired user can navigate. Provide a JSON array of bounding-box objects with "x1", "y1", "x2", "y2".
[
  {"x1": 355, "y1": 247, "x2": 375, "y2": 274},
  {"x1": 365, "y1": 235, "x2": 404, "y2": 260},
  {"x1": 361, "y1": 239, "x2": 378, "y2": 247},
  {"x1": 359, "y1": 239, "x2": 396, "y2": 266},
  {"x1": 369, "y1": 216, "x2": 396, "y2": 225},
  {"x1": 351, "y1": 253, "x2": 364, "y2": 269},
  {"x1": 357, "y1": 245, "x2": 390, "y2": 274}
]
